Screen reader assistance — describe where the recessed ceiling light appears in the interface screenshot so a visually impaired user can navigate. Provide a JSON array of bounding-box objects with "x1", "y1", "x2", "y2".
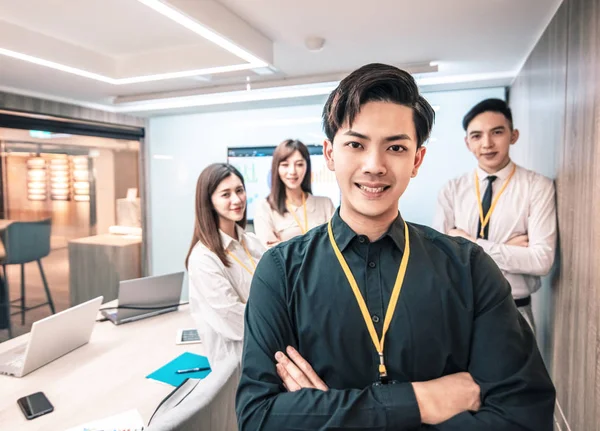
[{"x1": 305, "y1": 36, "x2": 326, "y2": 52}]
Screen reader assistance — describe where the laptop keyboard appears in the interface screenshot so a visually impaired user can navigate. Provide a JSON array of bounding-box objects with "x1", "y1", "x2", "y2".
[
  {"x1": 0, "y1": 345, "x2": 27, "y2": 370},
  {"x1": 4, "y1": 355, "x2": 25, "y2": 369}
]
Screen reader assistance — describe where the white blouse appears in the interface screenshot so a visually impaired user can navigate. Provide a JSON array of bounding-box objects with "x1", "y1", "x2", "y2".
[
  {"x1": 187, "y1": 224, "x2": 266, "y2": 367},
  {"x1": 253, "y1": 194, "x2": 336, "y2": 246}
]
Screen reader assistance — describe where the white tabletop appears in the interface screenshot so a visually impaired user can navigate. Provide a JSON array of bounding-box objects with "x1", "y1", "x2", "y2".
[
  {"x1": 0, "y1": 303, "x2": 203, "y2": 430},
  {"x1": 68, "y1": 233, "x2": 142, "y2": 247}
]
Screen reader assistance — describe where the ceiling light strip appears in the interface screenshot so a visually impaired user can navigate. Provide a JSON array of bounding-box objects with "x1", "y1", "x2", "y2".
[
  {"x1": 117, "y1": 63, "x2": 259, "y2": 84},
  {"x1": 0, "y1": 47, "x2": 259, "y2": 85},
  {"x1": 114, "y1": 84, "x2": 338, "y2": 112},
  {"x1": 0, "y1": 48, "x2": 115, "y2": 84},
  {"x1": 135, "y1": 0, "x2": 267, "y2": 67}
]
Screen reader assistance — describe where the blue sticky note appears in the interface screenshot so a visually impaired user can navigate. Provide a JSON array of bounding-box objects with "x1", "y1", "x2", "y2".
[{"x1": 146, "y1": 352, "x2": 211, "y2": 386}]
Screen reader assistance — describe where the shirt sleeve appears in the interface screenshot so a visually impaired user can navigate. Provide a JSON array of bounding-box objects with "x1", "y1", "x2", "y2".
[
  {"x1": 432, "y1": 245, "x2": 556, "y2": 430},
  {"x1": 235, "y1": 249, "x2": 422, "y2": 431},
  {"x1": 253, "y1": 199, "x2": 280, "y2": 247},
  {"x1": 188, "y1": 252, "x2": 246, "y2": 341},
  {"x1": 476, "y1": 177, "x2": 557, "y2": 276},
  {"x1": 433, "y1": 182, "x2": 455, "y2": 234}
]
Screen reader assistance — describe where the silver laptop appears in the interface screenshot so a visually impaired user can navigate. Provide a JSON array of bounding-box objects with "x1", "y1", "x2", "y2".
[
  {"x1": 101, "y1": 272, "x2": 184, "y2": 325},
  {"x1": 0, "y1": 296, "x2": 103, "y2": 378}
]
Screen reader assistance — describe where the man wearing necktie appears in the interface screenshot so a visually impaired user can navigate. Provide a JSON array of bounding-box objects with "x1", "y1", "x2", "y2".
[{"x1": 433, "y1": 99, "x2": 557, "y2": 332}]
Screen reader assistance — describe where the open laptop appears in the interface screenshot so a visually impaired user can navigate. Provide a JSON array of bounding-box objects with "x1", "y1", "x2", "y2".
[
  {"x1": 101, "y1": 272, "x2": 184, "y2": 325},
  {"x1": 0, "y1": 296, "x2": 103, "y2": 378}
]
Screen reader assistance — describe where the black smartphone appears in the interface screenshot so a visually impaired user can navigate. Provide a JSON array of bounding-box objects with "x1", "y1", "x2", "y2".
[{"x1": 17, "y1": 392, "x2": 54, "y2": 420}]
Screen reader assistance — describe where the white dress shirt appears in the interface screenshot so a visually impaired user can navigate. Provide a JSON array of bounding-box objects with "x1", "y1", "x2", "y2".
[
  {"x1": 433, "y1": 161, "x2": 557, "y2": 299},
  {"x1": 253, "y1": 194, "x2": 335, "y2": 246},
  {"x1": 188, "y1": 225, "x2": 266, "y2": 366}
]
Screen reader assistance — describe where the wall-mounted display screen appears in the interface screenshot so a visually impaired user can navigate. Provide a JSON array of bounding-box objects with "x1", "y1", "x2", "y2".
[{"x1": 227, "y1": 145, "x2": 340, "y2": 221}]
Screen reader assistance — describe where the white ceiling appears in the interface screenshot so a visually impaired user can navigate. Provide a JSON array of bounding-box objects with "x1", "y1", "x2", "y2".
[
  {"x1": 0, "y1": 0, "x2": 563, "y2": 115},
  {"x1": 218, "y1": 0, "x2": 554, "y2": 78},
  {"x1": 0, "y1": 0, "x2": 199, "y2": 56}
]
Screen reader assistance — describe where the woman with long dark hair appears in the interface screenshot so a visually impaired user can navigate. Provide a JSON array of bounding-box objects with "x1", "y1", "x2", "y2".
[
  {"x1": 186, "y1": 163, "x2": 265, "y2": 365},
  {"x1": 253, "y1": 139, "x2": 335, "y2": 247}
]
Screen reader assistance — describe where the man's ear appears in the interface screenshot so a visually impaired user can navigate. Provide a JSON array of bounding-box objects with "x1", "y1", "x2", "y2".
[
  {"x1": 411, "y1": 146, "x2": 427, "y2": 178},
  {"x1": 323, "y1": 139, "x2": 335, "y2": 171},
  {"x1": 510, "y1": 129, "x2": 520, "y2": 145}
]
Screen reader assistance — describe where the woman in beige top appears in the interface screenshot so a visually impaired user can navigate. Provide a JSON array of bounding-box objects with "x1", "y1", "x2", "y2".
[{"x1": 253, "y1": 139, "x2": 335, "y2": 247}]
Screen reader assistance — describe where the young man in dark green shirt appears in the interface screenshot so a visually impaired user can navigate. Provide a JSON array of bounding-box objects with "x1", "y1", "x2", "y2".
[{"x1": 236, "y1": 63, "x2": 555, "y2": 430}]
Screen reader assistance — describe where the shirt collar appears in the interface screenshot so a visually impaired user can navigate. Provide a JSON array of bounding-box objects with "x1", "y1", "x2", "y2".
[
  {"x1": 330, "y1": 208, "x2": 405, "y2": 252},
  {"x1": 476, "y1": 160, "x2": 515, "y2": 182},
  {"x1": 288, "y1": 192, "x2": 316, "y2": 213},
  {"x1": 219, "y1": 224, "x2": 246, "y2": 250}
]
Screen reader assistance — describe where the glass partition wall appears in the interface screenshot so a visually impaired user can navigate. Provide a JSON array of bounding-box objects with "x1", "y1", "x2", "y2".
[{"x1": 0, "y1": 129, "x2": 142, "y2": 341}]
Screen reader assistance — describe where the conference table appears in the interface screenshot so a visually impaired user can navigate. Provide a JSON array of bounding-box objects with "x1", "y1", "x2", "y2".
[{"x1": 0, "y1": 302, "x2": 204, "y2": 430}]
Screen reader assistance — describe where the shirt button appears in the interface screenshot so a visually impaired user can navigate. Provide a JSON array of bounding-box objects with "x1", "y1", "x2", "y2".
[
  {"x1": 372, "y1": 315, "x2": 380, "y2": 323},
  {"x1": 368, "y1": 261, "x2": 376, "y2": 268},
  {"x1": 358, "y1": 236, "x2": 366, "y2": 243}
]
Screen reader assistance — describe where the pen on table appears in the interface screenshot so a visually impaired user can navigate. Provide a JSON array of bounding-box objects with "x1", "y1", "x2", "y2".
[{"x1": 176, "y1": 366, "x2": 211, "y2": 374}]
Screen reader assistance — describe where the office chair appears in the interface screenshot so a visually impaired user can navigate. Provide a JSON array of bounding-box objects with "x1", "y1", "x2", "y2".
[
  {"x1": 146, "y1": 355, "x2": 240, "y2": 431},
  {"x1": 0, "y1": 218, "x2": 55, "y2": 338}
]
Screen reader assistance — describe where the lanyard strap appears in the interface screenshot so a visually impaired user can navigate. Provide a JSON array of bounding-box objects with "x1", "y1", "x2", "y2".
[
  {"x1": 474, "y1": 164, "x2": 517, "y2": 238},
  {"x1": 287, "y1": 193, "x2": 308, "y2": 234},
  {"x1": 327, "y1": 219, "x2": 410, "y2": 381},
  {"x1": 226, "y1": 240, "x2": 257, "y2": 275}
]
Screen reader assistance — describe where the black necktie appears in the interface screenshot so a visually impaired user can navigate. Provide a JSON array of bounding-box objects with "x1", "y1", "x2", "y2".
[{"x1": 477, "y1": 175, "x2": 497, "y2": 239}]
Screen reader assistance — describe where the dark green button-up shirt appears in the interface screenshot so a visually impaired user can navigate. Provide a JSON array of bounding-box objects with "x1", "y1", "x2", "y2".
[{"x1": 236, "y1": 210, "x2": 555, "y2": 430}]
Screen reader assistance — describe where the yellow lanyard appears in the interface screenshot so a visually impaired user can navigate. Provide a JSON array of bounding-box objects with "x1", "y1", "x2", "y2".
[
  {"x1": 474, "y1": 164, "x2": 517, "y2": 238},
  {"x1": 286, "y1": 193, "x2": 308, "y2": 234},
  {"x1": 226, "y1": 240, "x2": 257, "y2": 276},
  {"x1": 327, "y1": 219, "x2": 410, "y2": 381}
]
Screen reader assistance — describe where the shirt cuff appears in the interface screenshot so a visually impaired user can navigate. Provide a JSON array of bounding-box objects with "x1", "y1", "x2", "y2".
[
  {"x1": 372, "y1": 382, "x2": 421, "y2": 429},
  {"x1": 476, "y1": 238, "x2": 493, "y2": 254}
]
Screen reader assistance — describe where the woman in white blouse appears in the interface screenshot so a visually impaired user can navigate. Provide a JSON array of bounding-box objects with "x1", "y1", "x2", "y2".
[
  {"x1": 185, "y1": 163, "x2": 266, "y2": 366},
  {"x1": 253, "y1": 139, "x2": 335, "y2": 247}
]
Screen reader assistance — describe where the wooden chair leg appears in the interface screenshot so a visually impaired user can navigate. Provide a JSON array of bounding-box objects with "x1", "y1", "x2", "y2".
[{"x1": 37, "y1": 260, "x2": 55, "y2": 314}]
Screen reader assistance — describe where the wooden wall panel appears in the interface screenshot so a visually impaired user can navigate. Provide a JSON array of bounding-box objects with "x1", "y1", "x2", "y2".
[
  {"x1": 562, "y1": 0, "x2": 600, "y2": 428},
  {"x1": 510, "y1": 0, "x2": 600, "y2": 429},
  {"x1": 113, "y1": 150, "x2": 140, "y2": 202},
  {"x1": 510, "y1": 1, "x2": 568, "y2": 366}
]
